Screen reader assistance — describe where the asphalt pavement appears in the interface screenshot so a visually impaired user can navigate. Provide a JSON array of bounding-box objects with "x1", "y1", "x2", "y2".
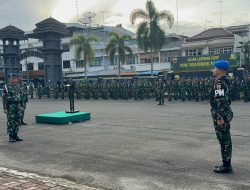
[{"x1": 0, "y1": 98, "x2": 249, "y2": 190}]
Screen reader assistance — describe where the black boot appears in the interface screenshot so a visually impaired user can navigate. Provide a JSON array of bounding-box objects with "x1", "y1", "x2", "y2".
[
  {"x1": 21, "y1": 121, "x2": 27, "y2": 126},
  {"x1": 14, "y1": 134, "x2": 23, "y2": 142},
  {"x1": 213, "y1": 161, "x2": 233, "y2": 173},
  {"x1": 9, "y1": 135, "x2": 16, "y2": 143}
]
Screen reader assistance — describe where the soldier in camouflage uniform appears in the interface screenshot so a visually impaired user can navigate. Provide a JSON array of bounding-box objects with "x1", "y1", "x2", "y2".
[
  {"x1": 193, "y1": 79, "x2": 200, "y2": 102},
  {"x1": 186, "y1": 78, "x2": 192, "y2": 101},
  {"x1": 173, "y1": 79, "x2": 179, "y2": 100},
  {"x1": 60, "y1": 82, "x2": 65, "y2": 99},
  {"x1": 157, "y1": 79, "x2": 165, "y2": 105},
  {"x1": 166, "y1": 80, "x2": 173, "y2": 101},
  {"x1": 133, "y1": 80, "x2": 139, "y2": 101},
  {"x1": 243, "y1": 77, "x2": 250, "y2": 102},
  {"x1": 17, "y1": 74, "x2": 28, "y2": 126},
  {"x1": 45, "y1": 82, "x2": 51, "y2": 98},
  {"x1": 29, "y1": 82, "x2": 34, "y2": 99},
  {"x1": 2, "y1": 73, "x2": 23, "y2": 143},
  {"x1": 180, "y1": 79, "x2": 187, "y2": 101},
  {"x1": 53, "y1": 82, "x2": 60, "y2": 99},
  {"x1": 210, "y1": 60, "x2": 233, "y2": 173},
  {"x1": 200, "y1": 79, "x2": 206, "y2": 101},
  {"x1": 37, "y1": 82, "x2": 43, "y2": 99}
]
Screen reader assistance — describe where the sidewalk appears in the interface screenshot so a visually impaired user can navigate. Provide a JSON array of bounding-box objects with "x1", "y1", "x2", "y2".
[{"x1": 0, "y1": 167, "x2": 99, "y2": 190}]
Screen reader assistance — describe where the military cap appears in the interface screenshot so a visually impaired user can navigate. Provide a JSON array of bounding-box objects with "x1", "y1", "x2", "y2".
[{"x1": 214, "y1": 60, "x2": 229, "y2": 71}]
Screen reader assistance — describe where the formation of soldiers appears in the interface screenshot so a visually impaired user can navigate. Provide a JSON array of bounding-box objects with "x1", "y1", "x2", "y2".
[{"x1": 30, "y1": 76, "x2": 250, "y2": 105}]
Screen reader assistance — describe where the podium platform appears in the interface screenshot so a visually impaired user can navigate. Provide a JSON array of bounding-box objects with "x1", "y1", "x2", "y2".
[{"x1": 36, "y1": 111, "x2": 91, "y2": 125}]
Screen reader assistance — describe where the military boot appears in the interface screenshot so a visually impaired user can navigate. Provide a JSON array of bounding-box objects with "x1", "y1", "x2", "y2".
[
  {"x1": 14, "y1": 134, "x2": 23, "y2": 142},
  {"x1": 21, "y1": 121, "x2": 27, "y2": 126},
  {"x1": 213, "y1": 161, "x2": 233, "y2": 173},
  {"x1": 9, "y1": 135, "x2": 16, "y2": 143}
]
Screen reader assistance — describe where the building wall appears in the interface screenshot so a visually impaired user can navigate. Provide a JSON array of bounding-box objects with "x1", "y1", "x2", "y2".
[
  {"x1": 19, "y1": 28, "x2": 183, "y2": 75},
  {"x1": 181, "y1": 38, "x2": 235, "y2": 57}
]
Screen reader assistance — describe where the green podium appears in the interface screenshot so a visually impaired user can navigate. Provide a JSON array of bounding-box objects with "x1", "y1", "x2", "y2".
[{"x1": 36, "y1": 111, "x2": 91, "y2": 125}]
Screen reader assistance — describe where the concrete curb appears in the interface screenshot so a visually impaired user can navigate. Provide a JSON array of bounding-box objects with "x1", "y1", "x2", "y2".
[{"x1": 0, "y1": 167, "x2": 101, "y2": 190}]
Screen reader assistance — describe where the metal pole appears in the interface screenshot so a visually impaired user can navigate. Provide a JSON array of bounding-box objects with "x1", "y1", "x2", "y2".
[
  {"x1": 219, "y1": 0, "x2": 223, "y2": 27},
  {"x1": 176, "y1": 0, "x2": 179, "y2": 35}
]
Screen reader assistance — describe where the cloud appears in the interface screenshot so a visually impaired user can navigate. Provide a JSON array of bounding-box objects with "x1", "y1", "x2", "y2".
[
  {"x1": 0, "y1": 0, "x2": 249, "y2": 36},
  {"x1": 0, "y1": 0, "x2": 58, "y2": 30}
]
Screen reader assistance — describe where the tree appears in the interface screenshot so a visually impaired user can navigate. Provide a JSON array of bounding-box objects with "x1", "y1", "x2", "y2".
[
  {"x1": 70, "y1": 34, "x2": 98, "y2": 79},
  {"x1": 105, "y1": 32, "x2": 133, "y2": 77},
  {"x1": 130, "y1": 0, "x2": 174, "y2": 76},
  {"x1": 242, "y1": 41, "x2": 250, "y2": 71}
]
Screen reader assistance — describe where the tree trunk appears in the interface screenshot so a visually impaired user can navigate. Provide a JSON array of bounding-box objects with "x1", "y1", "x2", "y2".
[
  {"x1": 117, "y1": 54, "x2": 121, "y2": 78},
  {"x1": 84, "y1": 60, "x2": 87, "y2": 79},
  {"x1": 84, "y1": 51, "x2": 87, "y2": 79},
  {"x1": 150, "y1": 47, "x2": 154, "y2": 77},
  {"x1": 118, "y1": 60, "x2": 121, "y2": 78}
]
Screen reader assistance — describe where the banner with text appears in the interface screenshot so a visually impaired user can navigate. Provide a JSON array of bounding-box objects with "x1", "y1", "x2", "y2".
[{"x1": 173, "y1": 53, "x2": 240, "y2": 71}]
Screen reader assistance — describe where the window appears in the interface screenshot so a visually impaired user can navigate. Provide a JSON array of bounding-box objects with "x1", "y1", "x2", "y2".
[
  {"x1": 114, "y1": 56, "x2": 119, "y2": 66},
  {"x1": 125, "y1": 55, "x2": 135, "y2": 65},
  {"x1": 63, "y1": 60, "x2": 71, "y2": 68},
  {"x1": 209, "y1": 47, "x2": 233, "y2": 55},
  {"x1": 27, "y1": 63, "x2": 34, "y2": 71},
  {"x1": 76, "y1": 60, "x2": 83, "y2": 68},
  {"x1": 188, "y1": 49, "x2": 203, "y2": 56},
  {"x1": 90, "y1": 57, "x2": 102, "y2": 67},
  {"x1": 223, "y1": 47, "x2": 233, "y2": 54},
  {"x1": 209, "y1": 48, "x2": 218, "y2": 55},
  {"x1": 38, "y1": 62, "x2": 44, "y2": 70},
  {"x1": 140, "y1": 57, "x2": 159, "y2": 64}
]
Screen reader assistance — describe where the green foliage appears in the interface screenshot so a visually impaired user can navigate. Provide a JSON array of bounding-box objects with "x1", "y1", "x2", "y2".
[
  {"x1": 130, "y1": 0, "x2": 174, "y2": 52},
  {"x1": 105, "y1": 32, "x2": 133, "y2": 77},
  {"x1": 70, "y1": 34, "x2": 98, "y2": 78}
]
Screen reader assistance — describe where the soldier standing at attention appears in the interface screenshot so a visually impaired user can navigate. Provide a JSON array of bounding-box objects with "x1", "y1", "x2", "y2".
[
  {"x1": 17, "y1": 74, "x2": 28, "y2": 126},
  {"x1": 37, "y1": 82, "x2": 43, "y2": 99},
  {"x1": 210, "y1": 60, "x2": 233, "y2": 173},
  {"x1": 29, "y1": 81, "x2": 34, "y2": 99},
  {"x1": 157, "y1": 78, "x2": 165, "y2": 105},
  {"x1": 45, "y1": 82, "x2": 51, "y2": 98},
  {"x1": 2, "y1": 73, "x2": 23, "y2": 143}
]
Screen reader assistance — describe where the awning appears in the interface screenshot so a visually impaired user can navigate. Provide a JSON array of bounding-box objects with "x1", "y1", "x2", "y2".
[{"x1": 137, "y1": 70, "x2": 162, "y2": 76}]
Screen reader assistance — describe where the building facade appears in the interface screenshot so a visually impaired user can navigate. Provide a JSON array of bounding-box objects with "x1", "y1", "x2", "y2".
[
  {"x1": 2, "y1": 22, "x2": 249, "y2": 81},
  {"x1": 173, "y1": 27, "x2": 245, "y2": 78},
  {"x1": 17, "y1": 23, "x2": 185, "y2": 79}
]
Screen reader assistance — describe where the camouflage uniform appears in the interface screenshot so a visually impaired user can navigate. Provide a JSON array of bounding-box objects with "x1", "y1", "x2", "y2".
[
  {"x1": 210, "y1": 76, "x2": 233, "y2": 165},
  {"x1": 2, "y1": 83, "x2": 22, "y2": 139},
  {"x1": 37, "y1": 82, "x2": 43, "y2": 99},
  {"x1": 45, "y1": 84, "x2": 51, "y2": 98},
  {"x1": 19, "y1": 81, "x2": 28, "y2": 124},
  {"x1": 29, "y1": 82, "x2": 34, "y2": 99},
  {"x1": 53, "y1": 84, "x2": 59, "y2": 99},
  {"x1": 157, "y1": 80, "x2": 165, "y2": 105}
]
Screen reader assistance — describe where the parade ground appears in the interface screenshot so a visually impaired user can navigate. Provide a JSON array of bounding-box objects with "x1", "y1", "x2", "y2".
[{"x1": 0, "y1": 99, "x2": 249, "y2": 190}]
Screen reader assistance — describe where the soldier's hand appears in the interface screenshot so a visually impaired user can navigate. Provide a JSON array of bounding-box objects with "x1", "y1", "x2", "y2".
[
  {"x1": 3, "y1": 109, "x2": 7, "y2": 114},
  {"x1": 217, "y1": 119, "x2": 224, "y2": 126}
]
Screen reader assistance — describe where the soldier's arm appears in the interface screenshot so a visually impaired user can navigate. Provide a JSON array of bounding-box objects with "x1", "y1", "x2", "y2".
[{"x1": 2, "y1": 85, "x2": 8, "y2": 111}]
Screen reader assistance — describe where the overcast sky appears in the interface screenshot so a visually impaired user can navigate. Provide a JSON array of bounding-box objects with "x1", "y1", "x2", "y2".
[{"x1": 0, "y1": 0, "x2": 249, "y2": 36}]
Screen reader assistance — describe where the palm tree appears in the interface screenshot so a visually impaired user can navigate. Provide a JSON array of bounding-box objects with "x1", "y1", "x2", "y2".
[
  {"x1": 70, "y1": 34, "x2": 98, "y2": 79},
  {"x1": 130, "y1": 0, "x2": 174, "y2": 76},
  {"x1": 242, "y1": 41, "x2": 250, "y2": 71},
  {"x1": 105, "y1": 32, "x2": 133, "y2": 77}
]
